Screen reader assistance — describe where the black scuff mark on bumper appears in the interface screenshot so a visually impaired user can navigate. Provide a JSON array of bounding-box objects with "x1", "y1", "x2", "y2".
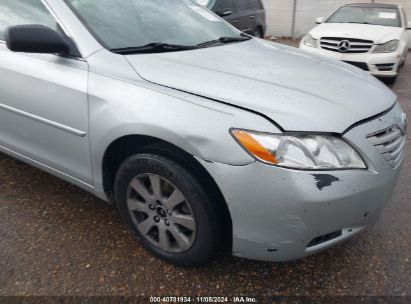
[{"x1": 312, "y1": 174, "x2": 341, "y2": 190}]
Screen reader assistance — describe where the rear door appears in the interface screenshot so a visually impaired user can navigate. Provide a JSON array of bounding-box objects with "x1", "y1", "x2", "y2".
[
  {"x1": 211, "y1": 0, "x2": 238, "y2": 26},
  {"x1": 249, "y1": 0, "x2": 266, "y2": 35},
  {"x1": 233, "y1": 0, "x2": 254, "y2": 34}
]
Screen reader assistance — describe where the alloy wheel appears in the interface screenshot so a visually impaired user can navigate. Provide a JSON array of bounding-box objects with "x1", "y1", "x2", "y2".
[{"x1": 126, "y1": 174, "x2": 196, "y2": 253}]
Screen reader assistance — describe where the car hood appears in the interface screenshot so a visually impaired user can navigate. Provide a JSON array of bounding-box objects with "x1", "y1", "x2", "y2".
[
  {"x1": 310, "y1": 23, "x2": 403, "y2": 43},
  {"x1": 126, "y1": 39, "x2": 396, "y2": 133}
]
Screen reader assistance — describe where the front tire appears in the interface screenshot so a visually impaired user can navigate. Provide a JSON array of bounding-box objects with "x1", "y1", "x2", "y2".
[
  {"x1": 115, "y1": 152, "x2": 225, "y2": 266},
  {"x1": 253, "y1": 27, "x2": 264, "y2": 38}
]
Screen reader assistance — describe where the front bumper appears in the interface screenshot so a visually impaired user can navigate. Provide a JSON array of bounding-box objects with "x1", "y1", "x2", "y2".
[
  {"x1": 199, "y1": 103, "x2": 406, "y2": 262},
  {"x1": 300, "y1": 44, "x2": 402, "y2": 77}
]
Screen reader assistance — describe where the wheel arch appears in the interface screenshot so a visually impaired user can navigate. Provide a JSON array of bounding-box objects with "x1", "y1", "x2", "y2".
[
  {"x1": 256, "y1": 25, "x2": 265, "y2": 37},
  {"x1": 102, "y1": 134, "x2": 233, "y2": 250}
]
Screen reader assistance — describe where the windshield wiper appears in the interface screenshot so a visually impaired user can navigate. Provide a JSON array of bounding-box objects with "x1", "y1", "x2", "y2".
[
  {"x1": 110, "y1": 42, "x2": 198, "y2": 55},
  {"x1": 347, "y1": 21, "x2": 370, "y2": 24},
  {"x1": 197, "y1": 35, "x2": 252, "y2": 48},
  {"x1": 111, "y1": 36, "x2": 252, "y2": 54}
]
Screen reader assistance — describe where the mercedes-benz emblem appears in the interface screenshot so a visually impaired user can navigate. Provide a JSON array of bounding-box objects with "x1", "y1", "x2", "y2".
[{"x1": 338, "y1": 40, "x2": 351, "y2": 52}]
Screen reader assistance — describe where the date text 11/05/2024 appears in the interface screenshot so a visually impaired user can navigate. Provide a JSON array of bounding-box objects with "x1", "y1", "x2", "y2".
[{"x1": 149, "y1": 296, "x2": 258, "y2": 303}]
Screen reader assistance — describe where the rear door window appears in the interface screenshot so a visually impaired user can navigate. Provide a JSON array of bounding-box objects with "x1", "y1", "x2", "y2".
[
  {"x1": 251, "y1": 0, "x2": 263, "y2": 10},
  {"x1": 235, "y1": 0, "x2": 248, "y2": 12},
  {"x1": 213, "y1": 0, "x2": 234, "y2": 13}
]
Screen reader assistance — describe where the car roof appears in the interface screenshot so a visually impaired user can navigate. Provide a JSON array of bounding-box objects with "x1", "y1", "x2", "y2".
[{"x1": 344, "y1": 3, "x2": 399, "y2": 9}]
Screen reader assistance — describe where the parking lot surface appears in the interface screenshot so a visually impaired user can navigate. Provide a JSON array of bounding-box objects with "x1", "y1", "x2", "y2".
[{"x1": 0, "y1": 54, "x2": 410, "y2": 298}]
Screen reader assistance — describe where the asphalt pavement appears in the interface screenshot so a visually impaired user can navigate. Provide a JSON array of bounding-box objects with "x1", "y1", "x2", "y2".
[{"x1": 0, "y1": 54, "x2": 410, "y2": 299}]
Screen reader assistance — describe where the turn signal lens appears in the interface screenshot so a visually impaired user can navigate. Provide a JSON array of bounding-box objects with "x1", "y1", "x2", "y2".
[{"x1": 232, "y1": 130, "x2": 278, "y2": 164}]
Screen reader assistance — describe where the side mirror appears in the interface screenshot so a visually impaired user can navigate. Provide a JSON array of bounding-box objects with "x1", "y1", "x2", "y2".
[
  {"x1": 5, "y1": 25, "x2": 72, "y2": 55},
  {"x1": 216, "y1": 10, "x2": 232, "y2": 17},
  {"x1": 407, "y1": 21, "x2": 411, "y2": 30},
  {"x1": 315, "y1": 17, "x2": 325, "y2": 24}
]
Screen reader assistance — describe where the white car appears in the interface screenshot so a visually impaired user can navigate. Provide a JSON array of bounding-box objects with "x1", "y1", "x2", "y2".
[{"x1": 300, "y1": 3, "x2": 411, "y2": 83}]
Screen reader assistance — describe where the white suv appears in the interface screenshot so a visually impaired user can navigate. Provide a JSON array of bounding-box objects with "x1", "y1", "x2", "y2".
[{"x1": 300, "y1": 3, "x2": 411, "y2": 83}]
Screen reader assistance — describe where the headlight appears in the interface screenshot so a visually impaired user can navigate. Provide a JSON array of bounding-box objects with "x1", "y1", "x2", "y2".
[
  {"x1": 231, "y1": 130, "x2": 366, "y2": 170},
  {"x1": 373, "y1": 40, "x2": 399, "y2": 53},
  {"x1": 303, "y1": 34, "x2": 318, "y2": 48}
]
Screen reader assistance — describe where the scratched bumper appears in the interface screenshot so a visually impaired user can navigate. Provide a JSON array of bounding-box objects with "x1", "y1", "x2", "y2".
[{"x1": 198, "y1": 103, "x2": 405, "y2": 262}]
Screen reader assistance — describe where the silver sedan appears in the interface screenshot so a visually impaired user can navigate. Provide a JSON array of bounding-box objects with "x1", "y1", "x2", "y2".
[{"x1": 0, "y1": 0, "x2": 407, "y2": 266}]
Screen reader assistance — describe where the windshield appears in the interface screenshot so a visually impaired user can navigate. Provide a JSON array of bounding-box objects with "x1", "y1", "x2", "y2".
[
  {"x1": 326, "y1": 6, "x2": 401, "y2": 27},
  {"x1": 65, "y1": 0, "x2": 241, "y2": 51}
]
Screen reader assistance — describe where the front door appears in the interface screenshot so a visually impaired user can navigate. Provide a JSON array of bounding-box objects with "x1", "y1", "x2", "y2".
[{"x1": 0, "y1": 0, "x2": 92, "y2": 184}]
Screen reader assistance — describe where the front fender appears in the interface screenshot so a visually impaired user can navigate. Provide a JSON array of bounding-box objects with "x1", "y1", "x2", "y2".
[{"x1": 87, "y1": 71, "x2": 279, "y2": 196}]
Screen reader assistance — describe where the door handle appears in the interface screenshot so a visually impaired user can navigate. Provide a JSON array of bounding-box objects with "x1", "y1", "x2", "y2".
[
  {"x1": 217, "y1": 10, "x2": 232, "y2": 17},
  {"x1": 250, "y1": 15, "x2": 255, "y2": 19},
  {"x1": 233, "y1": 20, "x2": 239, "y2": 23}
]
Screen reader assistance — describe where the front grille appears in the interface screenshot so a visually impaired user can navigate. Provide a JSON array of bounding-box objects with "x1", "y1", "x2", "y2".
[
  {"x1": 375, "y1": 63, "x2": 395, "y2": 71},
  {"x1": 343, "y1": 61, "x2": 369, "y2": 71},
  {"x1": 367, "y1": 126, "x2": 406, "y2": 168},
  {"x1": 320, "y1": 37, "x2": 374, "y2": 54}
]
